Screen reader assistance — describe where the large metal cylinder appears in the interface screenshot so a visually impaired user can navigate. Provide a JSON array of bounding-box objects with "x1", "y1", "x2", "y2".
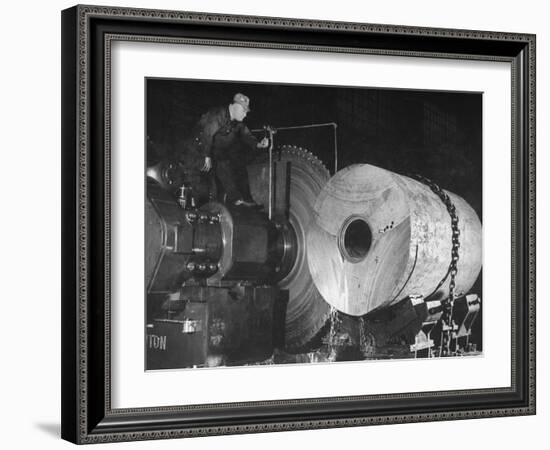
[{"x1": 307, "y1": 164, "x2": 482, "y2": 316}]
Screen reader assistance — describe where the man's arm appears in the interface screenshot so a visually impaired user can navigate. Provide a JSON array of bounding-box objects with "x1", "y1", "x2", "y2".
[{"x1": 240, "y1": 125, "x2": 269, "y2": 150}]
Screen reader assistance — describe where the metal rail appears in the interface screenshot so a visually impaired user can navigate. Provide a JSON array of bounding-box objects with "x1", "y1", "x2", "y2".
[{"x1": 252, "y1": 122, "x2": 339, "y2": 173}]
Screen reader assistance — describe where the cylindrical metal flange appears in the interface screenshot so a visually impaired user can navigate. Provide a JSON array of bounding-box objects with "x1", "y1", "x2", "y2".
[{"x1": 201, "y1": 202, "x2": 296, "y2": 282}]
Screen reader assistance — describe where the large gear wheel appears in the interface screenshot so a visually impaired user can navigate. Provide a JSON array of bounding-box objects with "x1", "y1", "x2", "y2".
[{"x1": 249, "y1": 145, "x2": 332, "y2": 351}]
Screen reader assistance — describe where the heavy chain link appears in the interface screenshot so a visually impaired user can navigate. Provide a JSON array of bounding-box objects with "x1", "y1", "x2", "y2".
[{"x1": 410, "y1": 174, "x2": 460, "y2": 356}]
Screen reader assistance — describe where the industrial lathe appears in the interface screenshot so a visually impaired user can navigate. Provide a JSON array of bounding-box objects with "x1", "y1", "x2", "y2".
[{"x1": 145, "y1": 132, "x2": 482, "y2": 370}]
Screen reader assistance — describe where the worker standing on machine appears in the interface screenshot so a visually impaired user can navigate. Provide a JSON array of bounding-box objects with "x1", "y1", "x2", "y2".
[{"x1": 179, "y1": 93, "x2": 269, "y2": 206}]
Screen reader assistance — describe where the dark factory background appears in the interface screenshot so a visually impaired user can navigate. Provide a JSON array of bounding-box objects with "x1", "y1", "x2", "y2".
[
  {"x1": 146, "y1": 78, "x2": 482, "y2": 218},
  {"x1": 146, "y1": 77, "x2": 483, "y2": 350}
]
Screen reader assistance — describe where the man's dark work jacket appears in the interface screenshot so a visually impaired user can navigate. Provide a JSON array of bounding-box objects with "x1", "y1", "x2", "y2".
[{"x1": 180, "y1": 106, "x2": 258, "y2": 170}]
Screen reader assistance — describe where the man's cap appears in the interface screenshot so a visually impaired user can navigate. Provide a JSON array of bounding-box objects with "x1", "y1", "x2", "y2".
[{"x1": 232, "y1": 93, "x2": 251, "y2": 112}]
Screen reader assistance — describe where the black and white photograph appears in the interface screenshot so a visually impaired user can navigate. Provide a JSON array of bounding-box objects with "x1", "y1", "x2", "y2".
[
  {"x1": 145, "y1": 78, "x2": 483, "y2": 370},
  {"x1": 2, "y1": 0, "x2": 546, "y2": 447},
  {"x1": 50, "y1": 0, "x2": 540, "y2": 446}
]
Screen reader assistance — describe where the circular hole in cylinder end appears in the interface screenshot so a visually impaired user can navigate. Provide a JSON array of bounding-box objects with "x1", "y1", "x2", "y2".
[{"x1": 339, "y1": 217, "x2": 372, "y2": 263}]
